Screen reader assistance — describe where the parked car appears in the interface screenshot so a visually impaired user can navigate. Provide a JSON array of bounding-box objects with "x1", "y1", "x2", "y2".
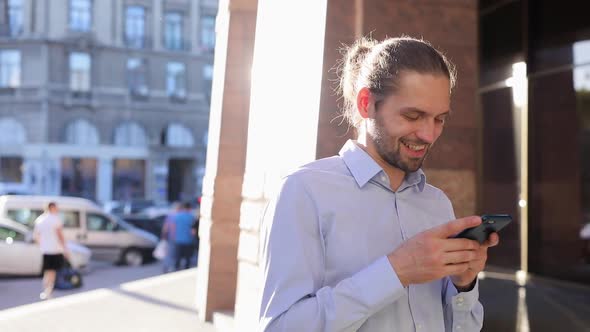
[
  {"x1": 0, "y1": 195, "x2": 158, "y2": 266},
  {"x1": 103, "y1": 199, "x2": 156, "y2": 216},
  {"x1": 0, "y1": 218, "x2": 91, "y2": 276},
  {"x1": 122, "y1": 214, "x2": 167, "y2": 238}
]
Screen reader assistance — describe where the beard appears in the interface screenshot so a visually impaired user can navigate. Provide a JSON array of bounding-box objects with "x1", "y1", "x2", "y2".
[{"x1": 370, "y1": 117, "x2": 430, "y2": 173}]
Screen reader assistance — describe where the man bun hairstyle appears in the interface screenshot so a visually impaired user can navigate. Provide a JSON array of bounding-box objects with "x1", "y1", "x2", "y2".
[{"x1": 337, "y1": 36, "x2": 457, "y2": 129}]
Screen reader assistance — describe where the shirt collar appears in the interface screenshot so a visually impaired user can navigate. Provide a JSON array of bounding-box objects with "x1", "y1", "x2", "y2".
[{"x1": 339, "y1": 139, "x2": 426, "y2": 192}]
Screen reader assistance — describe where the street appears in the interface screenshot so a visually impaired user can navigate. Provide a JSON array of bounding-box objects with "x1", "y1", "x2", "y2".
[{"x1": 0, "y1": 260, "x2": 165, "y2": 310}]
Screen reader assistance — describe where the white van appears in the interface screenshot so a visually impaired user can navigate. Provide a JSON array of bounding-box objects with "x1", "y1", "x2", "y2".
[{"x1": 0, "y1": 195, "x2": 158, "y2": 266}]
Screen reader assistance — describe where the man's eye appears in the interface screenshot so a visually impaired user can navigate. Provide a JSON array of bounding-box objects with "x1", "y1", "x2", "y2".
[
  {"x1": 404, "y1": 114, "x2": 419, "y2": 121},
  {"x1": 435, "y1": 117, "x2": 446, "y2": 123}
]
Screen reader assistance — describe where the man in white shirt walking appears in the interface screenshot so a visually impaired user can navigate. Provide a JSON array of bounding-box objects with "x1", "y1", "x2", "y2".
[{"x1": 33, "y1": 202, "x2": 70, "y2": 300}]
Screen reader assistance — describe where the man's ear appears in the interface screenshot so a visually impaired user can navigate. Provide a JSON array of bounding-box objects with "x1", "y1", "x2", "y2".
[{"x1": 356, "y1": 87, "x2": 372, "y2": 119}]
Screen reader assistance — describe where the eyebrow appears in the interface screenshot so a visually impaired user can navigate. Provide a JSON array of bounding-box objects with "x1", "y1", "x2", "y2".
[{"x1": 401, "y1": 107, "x2": 452, "y2": 117}]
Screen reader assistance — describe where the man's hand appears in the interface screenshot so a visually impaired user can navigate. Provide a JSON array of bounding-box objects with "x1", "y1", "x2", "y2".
[
  {"x1": 450, "y1": 231, "x2": 499, "y2": 290},
  {"x1": 387, "y1": 216, "x2": 497, "y2": 287}
]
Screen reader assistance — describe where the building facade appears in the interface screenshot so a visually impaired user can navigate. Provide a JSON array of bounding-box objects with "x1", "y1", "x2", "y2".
[{"x1": 0, "y1": 0, "x2": 217, "y2": 204}]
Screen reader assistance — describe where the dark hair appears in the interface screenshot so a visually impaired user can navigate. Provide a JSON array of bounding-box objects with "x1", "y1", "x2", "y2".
[
  {"x1": 338, "y1": 36, "x2": 457, "y2": 129},
  {"x1": 47, "y1": 202, "x2": 57, "y2": 210},
  {"x1": 182, "y1": 202, "x2": 192, "y2": 210}
]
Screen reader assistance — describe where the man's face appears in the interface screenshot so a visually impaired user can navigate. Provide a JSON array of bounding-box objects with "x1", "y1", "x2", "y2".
[
  {"x1": 366, "y1": 71, "x2": 451, "y2": 173},
  {"x1": 49, "y1": 205, "x2": 58, "y2": 214}
]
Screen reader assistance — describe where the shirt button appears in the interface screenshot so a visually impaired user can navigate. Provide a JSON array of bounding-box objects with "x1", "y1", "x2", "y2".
[
  {"x1": 416, "y1": 323, "x2": 422, "y2": 330},
  {"x1": 381, "y1": 175, "x2": 386, "y2": 182},
  {"x1": 456, "y1": 325, "x2": 462, "y2": 330}
]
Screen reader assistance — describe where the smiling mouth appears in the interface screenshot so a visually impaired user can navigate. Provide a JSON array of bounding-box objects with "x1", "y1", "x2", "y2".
[{"x1": 401, "y1": 140, "x2": 428, "y2": 152}]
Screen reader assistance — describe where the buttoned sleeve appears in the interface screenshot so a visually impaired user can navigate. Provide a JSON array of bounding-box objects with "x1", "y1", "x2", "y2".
[
  {"x1": 440, "y1": 193, "x2": 484, "y2": 331},
  {"x1": 258, "y1": 175, "x2": 406, "y2": 332}
]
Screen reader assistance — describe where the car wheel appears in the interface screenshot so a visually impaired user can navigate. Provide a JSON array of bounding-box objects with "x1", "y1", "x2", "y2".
[{"x1": 123, "y1": 249, "x2": 144, "y2": 266}]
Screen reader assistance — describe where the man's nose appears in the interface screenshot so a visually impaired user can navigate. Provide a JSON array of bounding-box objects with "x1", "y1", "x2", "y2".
[{"x1": 416, "y1": 121, "x2": 437, "y2": 144}]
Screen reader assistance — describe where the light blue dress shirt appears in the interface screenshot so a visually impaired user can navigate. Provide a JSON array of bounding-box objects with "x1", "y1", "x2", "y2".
[{"x1": 259, "y1": 140, "x2": 483, "y2": 331}]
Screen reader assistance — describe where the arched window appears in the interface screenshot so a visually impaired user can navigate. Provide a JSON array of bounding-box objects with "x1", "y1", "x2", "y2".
[
  {"x1": 163, "y1": 123, "x2": 194, "y2": 147},
  {"x1": 114, "y1": 122, "x2": 148, "y2": 147},
  {"x1": 64, "y1": 119, "x2": 99, "y2": 145},
  {"x1": 0, "y1": 117, "x2": 26, "y2": 145}
]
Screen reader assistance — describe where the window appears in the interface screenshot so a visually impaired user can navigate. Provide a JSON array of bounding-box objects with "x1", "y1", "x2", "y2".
[
  {"x1": 114, "y1": 122, "x2": 148, "y2": 147},
  {"x1": 166, "y1": 62, "x2": 186, "y2": 100},
  {"x1": 164, "y1": 11, "x2": 183, "y2": 50},
  {"x1": 87, "y1": 213, "x2": 117, "y2": 231},
  {"x1": 203, "y1": 64, "x2": 213, "y2": 81},
  {"x1": 69, "y1": 52, "x2": 91, "y2": 93},
  {"x1": 61, "y1": 158, "x2": 97, "y2": 200},
  {"x1": 65, "y1": 119, "x2": 99, "y2": 145},
  {"x1": 0, "y1": 226, "x2": 25, "y2": 242},
  {"x1": 113, "y1": 159, "x2": 146, "y2": 200},
  {"x1": 127, "y1": 58, "x2": 148, "y2": 98},
  {"x1": 6, "y1": 209, "x2": 80, "y2": 228},
  {"x1": 0, "y1": 50, "x2": 21, "y2": 88},
  {"x1": 163, "y1": 123, "x2": 194, "y2": 147},
  {"x1": 0, "y1": 117, "x2": 26, "y2": 144},
  {"x1": 0, "y1": 156, "x2": 23, "y2": 182},
  {"x1": 6, "y1": 0, "x2": 23, "y2": 37},
  {"x1": 125, "y1": 5, "x2": 146, "y2": 48},
  {"x1": 69, "y1": 0, "x2": 92, "y2": 32},
  {"x1": 200, "y1": 15, "x2": 215, "y2": 50}
]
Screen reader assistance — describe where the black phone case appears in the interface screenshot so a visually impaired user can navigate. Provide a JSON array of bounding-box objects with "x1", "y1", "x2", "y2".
[{"x1": 454, "y1": 214, "x2": 512, "y2": 244}]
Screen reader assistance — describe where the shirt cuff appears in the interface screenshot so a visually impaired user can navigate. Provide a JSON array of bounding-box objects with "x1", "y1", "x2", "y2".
[
  {"x1": 445, "y1": 278, "x2": 480, "y2": 312},
  {"x1": 349, "y1": 256, "x2": 407, "y2": 314}
]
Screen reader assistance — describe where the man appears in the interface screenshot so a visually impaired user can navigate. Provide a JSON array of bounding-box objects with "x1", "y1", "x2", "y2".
[
  {"x1": 33, "y1": 202, "x2": 69, "y2": 300},
  {"x1": 258, "y1": 37, "x2": 499, "y2": 331},
  {"x1": 171, "y1": 202, "x2": 196, "y2": 270},
  {"x1": 161, "y1": 202, "x2": 180, "y2": 273}
]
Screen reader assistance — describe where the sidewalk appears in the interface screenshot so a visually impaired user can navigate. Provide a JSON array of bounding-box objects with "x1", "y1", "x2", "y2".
[
  {"x1": 479, "y1": 269, "x2": 590, "y2": 332},
  {"x1": 1, "y1": 267, "x2": 589, "y2": 331},
  {"x1": 0, "y1": 268, "x2": 216, "y2": 332}
]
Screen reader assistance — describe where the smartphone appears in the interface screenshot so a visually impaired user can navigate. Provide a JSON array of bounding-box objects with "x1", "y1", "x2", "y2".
[{"x1": 453, "y1": 214, "x2": 512, "y2": 244}]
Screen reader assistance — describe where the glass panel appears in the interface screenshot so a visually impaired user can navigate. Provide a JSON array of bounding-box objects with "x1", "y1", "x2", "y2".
[
  {"x1": 61, "y1": 157, "x2": 97, "y2": 201},
  {"x1": 529, "y1": 64, "x2": 587, "y2": 284},
  {"x1": 164, "y1": 11, "x2": 183, "y2": 50},
  {"x1": 114, "y1": 122, "x2": 148, "y2": 147},
  {"x1": 127, "y1": 58, "x2": 148, "y2": 96},
  {"x1": 166, "y1": 62, "x2": 186, "y2": 97},
  {"x1": 0, "y1": 156, "x2": 23, "y2": 182},
  {"x1": 70, "y1": 0, "x2": 92, "y2": 32},
  {"x1": 479, "y1": 87, "x2": 520, "y2": 270},
  {"x1": 6, "y1": 209, "x2": 79, "y2": 228},
  {"x1": 87, "y1": 213, "x2": 116, "y2": 231},
  {"x1": 0, "y1": 118, "x2": 26, "y2": 144},
  {"x1": 112, "y1": 159, "x2": 146, "y2": 200},
  {"x1": 125, "y1": 5, "x2": 145, "y2": 48},
  {"x1": 8, "y1": 0, "x2": 23, "y2": 36},
  {"x1": 200, "y1": 15, "x2": 215, "y2": 50},
  {"x1": 69, "y1": 52, "x2": 91, "y2": 92},
  {"x1": 65, "y1": 119, "x2": 99, "y2": 145},
  {"x1": 0, "y1": 50, "x2": 21, "y2": 88}
]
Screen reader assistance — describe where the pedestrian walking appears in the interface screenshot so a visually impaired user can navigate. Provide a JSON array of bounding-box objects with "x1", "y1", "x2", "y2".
[
  {"x1": 33, "y1": 202, "x2": 70, "y2": 300},
  {"x1": 161, "y1": 202, "x2": 180, "y2": 273},
  {"x1": 171, "y1": 202, "x2": 196, "y2": 270}
]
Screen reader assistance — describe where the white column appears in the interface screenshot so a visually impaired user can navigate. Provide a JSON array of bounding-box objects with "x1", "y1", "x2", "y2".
[
  {"x1": 233, "y1": 0, "x2": 327, "y2": 329},
  {"x1": 97, "y1": 158, "x2": 113, "y2": 204}
]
